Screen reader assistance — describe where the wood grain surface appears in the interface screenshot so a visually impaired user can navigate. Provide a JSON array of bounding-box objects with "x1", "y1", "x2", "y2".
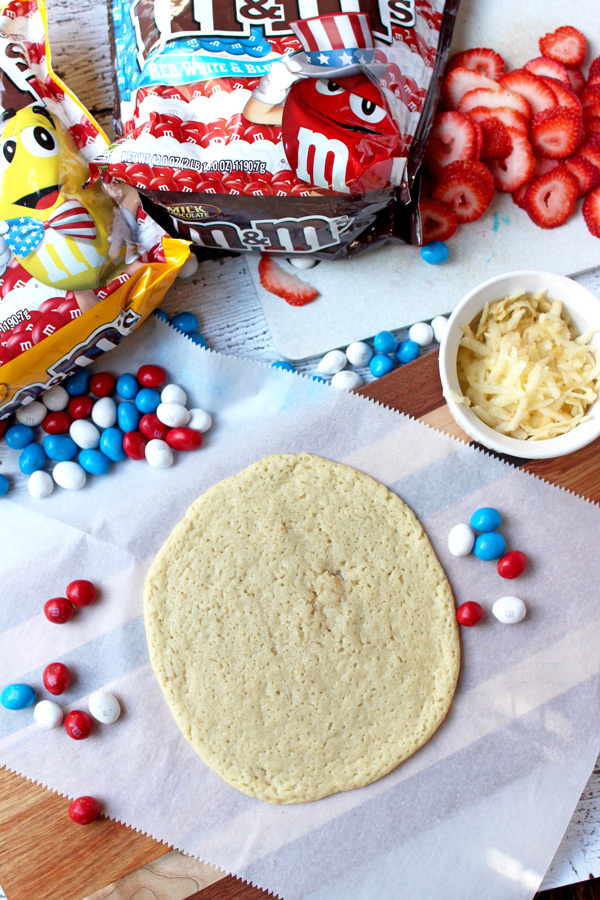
[{"x1": 2, "y1": 350, "x2": 600, "y2": 900}]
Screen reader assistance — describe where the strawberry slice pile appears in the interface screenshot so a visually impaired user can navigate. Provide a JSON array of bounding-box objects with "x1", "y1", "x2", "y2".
[{"x1": 420, "y1": 25, "x2": 600, "y2": 241}]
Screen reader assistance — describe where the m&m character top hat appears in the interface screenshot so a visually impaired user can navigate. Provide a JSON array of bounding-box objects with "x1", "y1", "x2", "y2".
[{"x1": 289, "y1": 13, "x2": 378, "y2": 78}]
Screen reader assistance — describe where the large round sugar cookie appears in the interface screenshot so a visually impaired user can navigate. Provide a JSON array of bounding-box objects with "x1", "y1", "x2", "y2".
[{"x1": 144, "y1": 453, "x2": 460, "y2": 803}]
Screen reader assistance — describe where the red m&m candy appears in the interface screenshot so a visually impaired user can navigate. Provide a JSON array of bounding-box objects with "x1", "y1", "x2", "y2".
[
  {"x1": 166, "y1": 427, "x2": 203, "y2": 451},
  {"x1": 139, "y1": 413, "x2": 170, "y2": 441},
  {"x1": 123, "y1": 430, "x2": 148, "y2": 460},
  {"x1": 6, "y1": 332, "x2": 34, "y2": 356},
  {"x1": 66, "y1": 579, "x2": 96, "y2": 607},
  {"x1": 69, "y1": 396, "x2": 94, "y2": 419},
  {"x1": 44, "y1": 597, "x2": 74, "y2": 624},
  {"x1": 497, "y1": 551, "x2": 528, "y2": 579},
  {"x1": 42, "y1": 411, "x2": 73, "y2": 434},
  {"x1": 64, "y1": 709, "x2": 93, "y2": 740},
  {"x1": 90, "y1": 372, "x2": 116, "y2": 398},
  {"x1": 456, "y1": 601, "x2": 484, "y2": 627},
  {"x1": 68, "y1": 795, "x2": 100, "y2": 825},
  {"x1": 32, "y1": 311, "x2": 66, "y2": 344},
  {"x1": 137, "y1": 364, "x2": 167, "y2": 389},
  {"x1": 43, "y1": 662, "x2": 72, "y2": 695}
]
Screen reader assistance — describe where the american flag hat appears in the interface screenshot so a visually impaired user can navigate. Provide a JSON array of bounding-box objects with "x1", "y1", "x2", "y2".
[{"x1": 289, "y1": 13, "x2": 381, "y2": 78}]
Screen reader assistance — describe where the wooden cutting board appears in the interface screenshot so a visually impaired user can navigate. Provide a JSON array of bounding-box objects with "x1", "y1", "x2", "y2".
[{"x1": 2, "y1": 350, "x2": 600, "y2": 900}]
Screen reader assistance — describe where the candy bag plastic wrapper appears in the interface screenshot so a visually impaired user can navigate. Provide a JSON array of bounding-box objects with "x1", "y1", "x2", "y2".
[
  {"x1": 0, "y1": 0, "x2": 189, "y2": 419},
  {"x1": 96, "y1": 0, "x2": 459, "y2": 261}
]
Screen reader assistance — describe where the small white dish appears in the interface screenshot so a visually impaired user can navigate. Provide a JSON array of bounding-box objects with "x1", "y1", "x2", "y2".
[{"x1": 438, "y1": 270, "x2": 600, "y2": 460}]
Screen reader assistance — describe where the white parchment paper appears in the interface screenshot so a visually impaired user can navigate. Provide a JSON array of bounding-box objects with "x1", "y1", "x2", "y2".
[{"x1": 1, "y1": 317, "x2": 600, "y2": 900}]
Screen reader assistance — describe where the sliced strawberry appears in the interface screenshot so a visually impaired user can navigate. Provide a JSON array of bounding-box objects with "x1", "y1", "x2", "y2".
[
  {"x1": 424, "y1": 111, "x2": 479, "y2": 175},
  {"x1": 442, "y1": 67, "x2": 501, "y2": 108},
  {"x1": 588, "y1": 57, "x2": 600, "y2": 83},
  {"x1": 578, "y1": 136, "x2": 600, "y2": 172},
  {"x1": 539, "y1": 26, "x2": 586, "y2": 67},
  {"x1": 441, "y1": 159, "x2": 495, "y2": 201},
  {"x1": 419, "y1": 198, "x2": 458, "y2": 242},
  {"x1": 488, "y1": 130, "x2": 535, "y2": 192},
  {"x1": 458, "y1": 87, "x2": 531, "y2": 119},
  {"x1": 467, "y1": 105, "x2": 530, "y2": 136},
  {"x1": 432, "y1": 171, "x2": 491, "y2": 223},
  {"x1": 523, "y1": 56, "x2": 570, "y2": 85},
  {"x1": 564, "y1": 155, "x2": 600, "y2": 196},
  {"x1": 258, "y1": 255, "x2": 319, "y2": 306},
  {"x1": 582, "y1": 186, "x2": 600, "y2": 236},
  {"x1": 530, "y1": 107, "x2": 584, "y2": 158},
  {"x1": 539, "y1": 77, "x2": 582, "y2": 112},
  {"x1": 583, "y1": 104, "x2": 600, "y2": 120},
  {"x1": 512, "y1": 182, "x2": 532, "y2": 208},
  {"x1": 535, "y1": 156, "x2": 559, "y2": 177},
  {"x1": 446, "y1": 48, "x2": 505, "y2": 81},
  {"x1": 472, "y1": 119, "x2": 483, "y2": 158},
  {"x1": 523, "y1": 166, "x2": 578, "y2": 228},
  {"x1": 500, "y1": 70, "x2": 557, "y2": 114},
  {"x1": 585, "y1": 117, "x2": 600, "y2": 138},
  {"x1": 479, "y1": 118, "x2": 513, "y2": 158},
  {"x1": 566, "y1": 66, "x2": 586, "y2": 94},
  {"x1": 581, "y1": 85, "x2": 600, "y2": 108}
]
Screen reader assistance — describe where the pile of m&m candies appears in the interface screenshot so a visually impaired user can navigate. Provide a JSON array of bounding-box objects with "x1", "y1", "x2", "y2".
[
  {"x1": 448, "y1": 507, "x2": 528, "y2": 627},
  {"x1": 0, "y1": 577, "x2": 118, "y2": 824},
  {"x1": 310, "y1": 319, "x2": 450, "y2": 391},
  {"x1": 1, "y1": 362, "x2": 212, "y2": 496}
]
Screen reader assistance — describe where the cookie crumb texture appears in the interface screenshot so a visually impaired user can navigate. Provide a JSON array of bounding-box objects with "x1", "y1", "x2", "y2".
[{"x1": 144, "y1": 453, "x2": 460, "y2": 804}]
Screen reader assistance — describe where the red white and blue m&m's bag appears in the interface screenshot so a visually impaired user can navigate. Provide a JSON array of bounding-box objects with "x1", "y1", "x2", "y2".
[
  {"x1": 0, "y1": 0, "x2": 188, "y2": 418},
  {"x1": 96, "y1": 0, "x2": 459, "y2": 260}
]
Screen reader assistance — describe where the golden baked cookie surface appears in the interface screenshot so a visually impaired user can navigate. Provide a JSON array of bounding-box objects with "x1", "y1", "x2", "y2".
[{"x1": 144, "y1": 453, "x2": 460, "y2": 803}]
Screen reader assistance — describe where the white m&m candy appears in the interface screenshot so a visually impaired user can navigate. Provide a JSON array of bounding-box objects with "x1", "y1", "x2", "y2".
[
  {"x1": 28, "y1": 470, "x2": 54, "y2": 499},
  {"x1": 346, "y1": 341, "x2": 373, "y2": 367},
  {"x1": 492, "y1": 595, "x2": 527, "y2": 624},
  {"x1": 408, "y1": 322, "x2": 434, "y2": 347},
  {"x1": 187, "y1": 408, "x2": 212, "y2": 432},
  {"x1": 448, "y1": 523, "x2": 475, "y2": 557},
  {"x1": 317, "y1": 349, "x2": 347, "y2": 375},
  {"x1": 16, "y1": 401, "x2": 46, "y2": 427},
  {"x1": 161, "y1": 383, "x2": 187, "y2": 406},
  {"x1": 42, "y1": 385, "x2": 69, "y2": 411},
  {"x1": 332, "y1": 370, "x2": 363, "y2": 391},
  {"x1": 52, "y1": 461, "x2": 86, "y2": 490},
  {"x1": 70, "y1": 419, "x2": 100, "y2": 450},
  {"x1": 91, "y1": 397, "x2": 117, "y2": 429},
  {"x1": 34, "y1": 700, "x2": 63, "y2": 729},
  {"x1": 156, "y1": 402, "x2": 190, "y2": 428},
  {"x1": 88, "y1": 690, "x2": 121, "y2": 724},
  {"x1": 145, "y1": 439, "x2": 174, "y2": 468},
  {"x1": 431, "y1": 315, "x2": 449, "y2": 343}
]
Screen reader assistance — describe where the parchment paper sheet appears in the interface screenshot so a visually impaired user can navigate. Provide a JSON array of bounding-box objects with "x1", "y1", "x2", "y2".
[{"x1": 1, "y1": 318, "x2": 600, "y2": 900}]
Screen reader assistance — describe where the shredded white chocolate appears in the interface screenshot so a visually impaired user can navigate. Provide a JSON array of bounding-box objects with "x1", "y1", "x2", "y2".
[{"x1": 456, "y1": 290, "x2": 600, "y2": 440}]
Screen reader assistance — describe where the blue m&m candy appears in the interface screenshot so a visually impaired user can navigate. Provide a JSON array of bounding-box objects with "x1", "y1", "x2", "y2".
[
  {"x1": 79, "y1": 449, "x2": 111, "y2": 476},
  {"x1": 470, "y1": 507, "x2": 502, "y2": 532},
  {"x1": 100, "y1": 428, "x2": 126, "y2": 462},
  {"x1": 474, "y1": 532, "x2": 507, "y2": 561},
  {"x1": 118, "y1": 401, "x2": 141, "y2": 433},
  {"x1": 272, "y1": 361, "x2": 296, "y2": 372},
  {"x1": 153, "y1": 308, "x2": 170, "y2": 324},
  {"x1": 116, "y1": 373, "x2": 139, "y2": 400},
  {"x1": 0, "y1": 474, "x2": 8, "y2": 497},
  {"x1": 171, "y1": 311, "x2": 199, "y2": 334},
  {"x1": 1, "y1": 683, "x2": 36, "y2": 710},
  {"x1": 135, "y1": 388, "x2": 161, "y2": 414},
  {"x1": 373, "y1": 330, "x2": 398, "y2": 354},
  {"x1": 43, "y1": 435, "x2": 77, "y2": 461},
  {"x1": 188, "y1": 333, "x2": 207, "y2": 348},
  {"x1": 395, "y1": 340, "x2": 420, "y2": 364},
  {"x1": 65, "y1": 368, "x2": 92, "y2": 396},
  {"x1": 420, "y1": 241, "x2": 449, "y2": 265},
  {"x1": 369, "y1": 353, "x2": 395, "y2": 378},
  {"x1": 19, "y1": 443, "x2": 46, "y2": 475},
  {"x1": 5, "y1": 424, "x2": 34, "y2": 449}
]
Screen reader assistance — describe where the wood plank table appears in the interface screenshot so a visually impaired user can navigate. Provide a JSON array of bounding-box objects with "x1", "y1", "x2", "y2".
[{"x1": 2, "y1": 348, "x2": 600, "y2": 900}]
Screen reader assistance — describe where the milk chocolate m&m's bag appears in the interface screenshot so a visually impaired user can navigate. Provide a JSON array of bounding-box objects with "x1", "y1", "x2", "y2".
[
  {"x1": 0, "y1": 0, "x2": 188, "y2": 418},
  {"x1": 98, "y1": 0, "x2": 459, "y2": 260}
]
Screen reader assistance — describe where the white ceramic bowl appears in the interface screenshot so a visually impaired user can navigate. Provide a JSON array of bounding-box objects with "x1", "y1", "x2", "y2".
[{"x1": 438, "y1": 270, "x2": 600, "y2": 460}]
